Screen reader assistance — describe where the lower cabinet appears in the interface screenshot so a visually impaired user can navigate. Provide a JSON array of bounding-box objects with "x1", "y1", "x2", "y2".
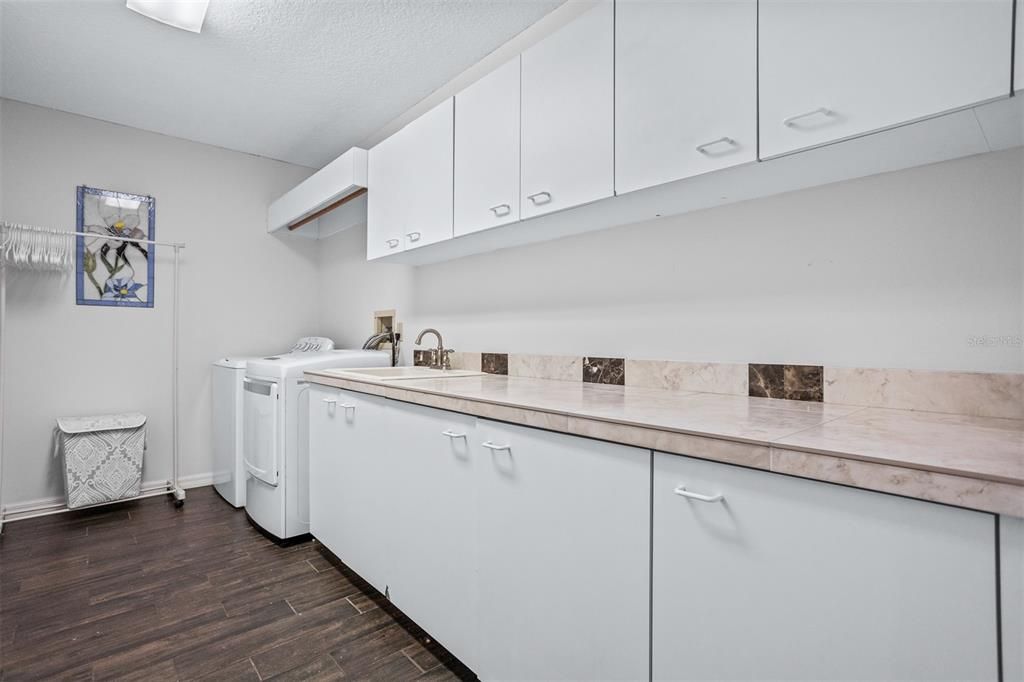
[
  {"x1": 652, "y1": 452, "x2": 999, "y2": 681},
  {"x1": 309, "y1": 390, "x2": 1004, "y2": 681},
  {"x1": 386, "y1": 401, "x2": 479, "y2": 672},
  {"x1": 474, "y1": 419, "x2": 650, "y2": 681},
  {"x1": 308, "y1": 386, "x2": 393, "y2": 595}
]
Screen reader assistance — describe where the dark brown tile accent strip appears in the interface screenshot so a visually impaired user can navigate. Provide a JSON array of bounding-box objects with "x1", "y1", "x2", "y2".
[
  {"x1": 749, "y1": 363, "x2": 823, "y2": 402},
  {"x1": 481, "y1": 353, "x2": 508, "y2": 375},
  {"x1": 583, "y1": 357, "x2": 625, "y2": 385},
  {"x1": 784, "y1": 364, "x2": 824, "y2": 402},
  {"x1": 749, "y1": 364, "x2": 785, "y2": 398}
]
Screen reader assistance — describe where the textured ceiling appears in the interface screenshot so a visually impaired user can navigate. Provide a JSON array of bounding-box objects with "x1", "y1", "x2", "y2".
[{"x1": 0, "y1": 0, "x2": 562, "y2": 168}]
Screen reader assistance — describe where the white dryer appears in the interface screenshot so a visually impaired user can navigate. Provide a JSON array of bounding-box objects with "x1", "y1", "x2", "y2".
[
  {"x1": 243, "y1": 349, "x2": 389, "y2": 540},
  {"x1": 211, "y1": 337, "x2": 337, "y2": 508}
]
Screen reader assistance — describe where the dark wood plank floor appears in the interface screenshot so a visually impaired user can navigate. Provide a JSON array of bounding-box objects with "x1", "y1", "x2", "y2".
[{"x1": 0, "y1": 486, "x2": 475, "y2": 681}]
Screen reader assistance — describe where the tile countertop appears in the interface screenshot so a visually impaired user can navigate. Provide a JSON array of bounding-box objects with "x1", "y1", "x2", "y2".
[{"x1": 304, "y1": 371, "x2": 1024, "y2": 517}]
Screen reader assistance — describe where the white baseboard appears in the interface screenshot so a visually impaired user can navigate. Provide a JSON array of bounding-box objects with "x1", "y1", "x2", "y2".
[
  {"x1": 1, "y1": 472, "x2": 215, "y2": 521},
  {"x1": 177, "y1": 472, "x2": 216, "y2": 489}
]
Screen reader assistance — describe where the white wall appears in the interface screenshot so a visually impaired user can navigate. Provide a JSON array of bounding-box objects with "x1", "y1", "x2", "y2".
[
  {"x1": 322, "y1": 148, "x2": 1024, "y2": 373},
  {"x1": 0, "y1": 99, "x2": 319, "y2": 506}
]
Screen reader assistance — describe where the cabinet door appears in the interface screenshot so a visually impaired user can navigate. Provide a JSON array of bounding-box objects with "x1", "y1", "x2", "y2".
[
  {"x1": 367, "y1": 126, "x2": 407, "y2": 259},
  {"x1": 323, "y1": 389, "x2": 393, "y2": 594},
  {"x1": 759, "y1": 0, "x2": 1012, "y2": 158},
  {"x1": 616, "y1": 0, "x2": 756, "y2": 194},
  {"x1": 308, "y1": 386, "x2": 341, "y2": 550},
  {"x1": 401, "y1": 98, "x2": 455, "y2": 251},
  {"x1": 652, "y1": 453, "x2": 998, "y2": 681},
  {"x1": 455, "y1": 57, "x2": 520, "y2": 237},
  {"x1": 367, "y1": 99, "x2": 454, "y2": 258},
  {"x1": 521, "y1": 1, "x2": 613, "y2": 218},
  {"x1": 1002, "y1": 515, "x2": 1024, "y2": 682},
  {"x1": 474, "y1": 420, "x2": 649, "y2": 681},
  {"x1": 386, "y1": 402, "x2": 479, "y2": 671}
]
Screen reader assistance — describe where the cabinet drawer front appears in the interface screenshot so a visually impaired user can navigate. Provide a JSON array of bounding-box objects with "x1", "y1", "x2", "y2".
[
  {"x1": 759, "y1": 0, "x2": 1012, "y2": 158},
  {"x1": 652, "y1": 452, "x2": 998, "y2": 681}
]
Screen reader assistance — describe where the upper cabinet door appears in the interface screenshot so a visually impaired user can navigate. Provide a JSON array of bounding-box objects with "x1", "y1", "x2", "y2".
[
  {"x1": 367, "y1": 125, "x2": 406, "y2": 260},
  {"x1": 759, "y1": 0, "x2": 1013, "y2": 158},
  {"x1": 521, "y1": 1, "x2": 614, "y2": 219},
  {"x1": 455, "y1": 57, "x2": 521, "y2": 237},
  {"x1": 616, "y1": 0, "x2": 756, "y2": 194},
  {"x1": 401, "y1": 98, "x2": 455, "y2": 251},
  {"x1": 367, "y1": 98, "x2": 454, "y2": 259}
]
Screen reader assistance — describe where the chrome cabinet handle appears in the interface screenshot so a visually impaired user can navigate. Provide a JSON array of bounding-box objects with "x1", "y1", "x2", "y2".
[
  {"x1": 385, "y1": 238, "x2": 400, "y2": 248},
  {"x1": 782, "y1": 107, "x2": 834, "y2": 128},
  {"x1": 442, "y1": 430, "x2": 467, "y2": 439},
  {"x1": 489, "y1": 203, "x2": 511, "y2": 216},
  {"x1": 406, "y1": 231, "x2": 421, "y2": 242},
  {"x1": 673, "y1": 485, "x2": 724, "y2": 503},
  {"x1": 321, "y1": 398, "x2": 337, "y2": 405},
  {"x1": 338, "y1": 403, "x2": 356, "y2": 410},
  {"x1": 695, "y1": 136, "x2": 738, "y2": 155},
  {"x1": 481, "y1": 441, "x2": 511, "y2": 452},
  {"x1": 526, "y1": 191, "x2": 552, "y2": 205}
]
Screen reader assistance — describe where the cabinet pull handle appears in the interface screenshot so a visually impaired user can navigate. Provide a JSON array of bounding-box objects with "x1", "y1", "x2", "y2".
[
  {"x1": 406, "y1": 231, "x2": 421, "y2": 242},
  {"x1": 673, "y1": 485, "x2": 724, "y2": 503},
  {"x1": 386, "y1": 238, "x2": 400, "y2": 248},
  {"x1": 695, "y1": 136, "x2": 738, "y2": 155},
  {"x1": 338, "y1": 403, "x2": 356, "y2": 410},
  {"x1": 526, "y1": 191, "x2": 552, "y2": 205},
  {"x1": 481, "y1": 440, "x2": 511, "y2": 452},
  {"x1": 489, "y1": 203, "x2": 511, "y2": 216},
  {"x1": 442, "y1": 430, "x2": 467, "y2": 439},
  {"x1": 782, "y1": 107, "x2": 834, "y2": 128},
  {"x1": 322, "y1": 398, "x2": 337, "y2": 405}
]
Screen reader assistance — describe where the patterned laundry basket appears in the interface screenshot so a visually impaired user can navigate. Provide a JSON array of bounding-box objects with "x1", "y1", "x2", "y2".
[{"x1": 56, "y1": 413, "x2": 146, "y2": 509}]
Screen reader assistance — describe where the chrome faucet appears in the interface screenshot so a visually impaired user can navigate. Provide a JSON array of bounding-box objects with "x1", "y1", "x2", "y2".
[{"x1": 414, "y1": 328, "x2": 454, "y2": 370}]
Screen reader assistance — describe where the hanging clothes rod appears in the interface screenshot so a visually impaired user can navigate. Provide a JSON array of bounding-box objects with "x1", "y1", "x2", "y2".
[
  {"x1": 0, "y1": 222, "x2": 186, "y2": 249},
  {"x1": 0, "y1": 221, "x2": 188, "y2": 531}
]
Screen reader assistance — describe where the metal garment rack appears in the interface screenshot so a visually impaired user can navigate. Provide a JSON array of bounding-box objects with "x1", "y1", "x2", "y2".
[{"x1": 0, "y1": 224, "x2": 187, "y2": 532}]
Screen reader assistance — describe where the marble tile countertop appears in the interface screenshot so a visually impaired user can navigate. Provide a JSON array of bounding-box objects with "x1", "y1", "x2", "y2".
[{"x1": 305, "y1": 370, "x2": 1024, "y2": 517}]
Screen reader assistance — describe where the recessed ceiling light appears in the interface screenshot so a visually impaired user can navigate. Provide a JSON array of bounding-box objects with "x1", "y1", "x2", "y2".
[{"x1": 126, "y1": 0, "x2": 210, "y2": 33}]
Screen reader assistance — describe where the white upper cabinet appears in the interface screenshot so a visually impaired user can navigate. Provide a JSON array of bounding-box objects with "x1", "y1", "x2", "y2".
[
  {"x1": 367, "y1": 98, "x2": 454, "y2": 260},
  {"x1": 366, "y1": 124, "x2": 407, "y2": 260},
  {"x1": 759, "y1": 0, "x2": 1013, "y2": 158},
  {"x1": 521, "y1": 1, "x2": 614, "y2": 218},
  {"x1": 616, "y1": 0, "x2": 757, "y2": 194},
  {"x1": 454, "y1": 57, "x2": 521, "y2": 237}
]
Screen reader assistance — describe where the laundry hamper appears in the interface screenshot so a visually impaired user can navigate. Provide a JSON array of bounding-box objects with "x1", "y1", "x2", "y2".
[{"x1": 55, "y1": 413, "x2": 146, "y2": 509}]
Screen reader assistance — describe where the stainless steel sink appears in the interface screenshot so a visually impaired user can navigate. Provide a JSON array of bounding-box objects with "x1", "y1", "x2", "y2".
[{"x1": 321, "y1": 366, "x2": 485, "y2": 381}]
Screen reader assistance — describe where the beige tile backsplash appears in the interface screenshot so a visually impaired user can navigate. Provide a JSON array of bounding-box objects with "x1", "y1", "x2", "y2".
[
  {"x1": 441, "y1": 350, "x2": 1021, "y2": 420},
  {"x1": 626, "y1": 359, "x2": 748, "y2": 396},
  {"x1": 824, "y1": 367, "x2": 1023, "y2": 420}
]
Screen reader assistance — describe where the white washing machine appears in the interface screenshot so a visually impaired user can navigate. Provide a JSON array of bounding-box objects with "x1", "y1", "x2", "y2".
[
  {"x1": 211, "y1": 337, "x2": 337, "y2": 508},
  {"x1": 243, "y1": 349, "x2": 389, "y2": 540}
]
